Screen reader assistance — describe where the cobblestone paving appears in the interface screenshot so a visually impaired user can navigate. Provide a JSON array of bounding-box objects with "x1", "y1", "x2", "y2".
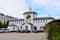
[{"x1": 0, "y1": 32, "x2": 48, "y2": 40}]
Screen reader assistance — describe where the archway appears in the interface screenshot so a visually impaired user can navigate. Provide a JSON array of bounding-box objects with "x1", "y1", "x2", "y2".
[
  {"x1": 25, "y1": 26, "x2": 28, "y2": 31},
  {"x1": 34, "y1": 27, "x2": 37, "y2": 31}
]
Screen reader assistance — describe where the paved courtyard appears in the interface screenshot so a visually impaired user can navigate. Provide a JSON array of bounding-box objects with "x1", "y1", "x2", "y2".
[{"x1": 0, "y1": 32, "x2": 47, "y2": 40}]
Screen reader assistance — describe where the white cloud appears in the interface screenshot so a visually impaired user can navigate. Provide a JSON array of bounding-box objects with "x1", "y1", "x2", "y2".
[
  {"x1": 33, "y1": 0, "x2": 60, "y2": 13},
  {"x1": 0, "y1": 0, "x2": 28, "y2": 18},
  {"x1": 32, "y1": 0, "x2": 60, "y2": 18},
  {"x1": 0, "y1": 0, "x2": 60, "y2": 18},
  {"x1": 33, "y1": 0, "x2": 51, "y2": 6}
]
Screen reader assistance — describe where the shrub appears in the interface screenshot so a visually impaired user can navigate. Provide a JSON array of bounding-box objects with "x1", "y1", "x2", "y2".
[{"x1": 44, "y1": 23, "x2": 60, "y2": 40}]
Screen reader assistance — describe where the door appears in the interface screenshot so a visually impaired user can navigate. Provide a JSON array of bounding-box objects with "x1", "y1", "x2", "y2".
[
  {"x1": 25, "y1": 26, "x2": 28, "y2": 31},
  {"x1": 34, "y1": 27, "x2": 37, "y2": 31},
  {"x1": 13, "y1": 27, "x2": 15, "y2": 30},
  {"x1": 13, "y1": 26, "x2": 17, "y2": 31}
]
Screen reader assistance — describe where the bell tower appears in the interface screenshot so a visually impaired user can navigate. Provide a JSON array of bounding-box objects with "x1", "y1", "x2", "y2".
[{"x1": 23, "y1": 5, "x2": 38, "y2": 23}]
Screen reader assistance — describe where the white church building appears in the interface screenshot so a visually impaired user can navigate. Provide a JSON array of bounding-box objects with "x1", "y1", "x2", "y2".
[{"x1": 7, "y1": 7, "x2": 54, "y2": 32}]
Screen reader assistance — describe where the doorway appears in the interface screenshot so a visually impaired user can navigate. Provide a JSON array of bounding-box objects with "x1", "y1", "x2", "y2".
[
  {"x1": 13, "y1": 27, "x2": 15, "y2": 29},
  {"x1": 25, "y1": 26, "x2": 28, "y2": 31},
  {"x1": 34, "y1": 27, "x2": 37, "y2": 31}
]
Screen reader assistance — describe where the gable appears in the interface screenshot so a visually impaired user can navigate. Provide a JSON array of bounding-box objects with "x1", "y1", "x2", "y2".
[{"x1": 22, "y1": 23, "x2": 33, "y2": 26}]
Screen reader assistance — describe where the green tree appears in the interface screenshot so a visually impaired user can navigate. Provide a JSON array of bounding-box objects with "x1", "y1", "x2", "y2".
[
  {"x1": 0, "y1": 21, "x2": 3, "y2": 28},
  {"x1": 0, "y1": 21, "x2": 8, "y2": 28},
  {"x1": 44, "y1": 23, "x2": 60, "y2": 40}
]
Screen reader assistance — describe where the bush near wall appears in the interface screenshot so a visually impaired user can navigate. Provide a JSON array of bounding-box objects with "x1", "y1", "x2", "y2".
[
  {"x1": 44, "y1": 23, "x2": 60, "y2": 40},
  {"x1": 0, "y1": 21, "x2": 8, "y2": 28}
]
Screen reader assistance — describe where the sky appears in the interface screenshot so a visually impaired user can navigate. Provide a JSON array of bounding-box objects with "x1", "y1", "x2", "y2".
[{"x1": 0, "y1": 0, "x2": 60, "y2": 19}]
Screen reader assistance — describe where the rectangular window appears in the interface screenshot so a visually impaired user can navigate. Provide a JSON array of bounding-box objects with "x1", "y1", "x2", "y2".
[
  {"x1": 18, "y1": 21, "x2": 19, "y2": 23},
  {"x1": 33, "y1": 20, "x2": 35, "y2": 23},
  {"x1": 41, "y1": 20, "x2": 42, "y2": 23},
  {"x1": 46, "y1": 19, "x2": 47, "y2": 22},
  {"x1": 21, "y1": 21, "x2": 22, "y2": 23},
  {"x1": 43, "y1": 19, "x2": 44, "y2": 23},
  {"x1": 38, "y1": 20, "x2": 39, "y2": 22},
  {"x1": 19, "y1": 21, "x2": 20, "y2": 23},
  {"x1": 23, "y1": 21, "x2": 24, "y2": 23},
  {"x1": 22, "y1": 21, "x2": 23, "y2": 23},
  {"x1": 36, "y1": 20, "x2": 37, "y2": 23}
]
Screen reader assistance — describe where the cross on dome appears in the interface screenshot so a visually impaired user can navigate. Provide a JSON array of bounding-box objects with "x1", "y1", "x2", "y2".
[{"x1": 28, "y1": 5, "x2": 32, "y2": 11}]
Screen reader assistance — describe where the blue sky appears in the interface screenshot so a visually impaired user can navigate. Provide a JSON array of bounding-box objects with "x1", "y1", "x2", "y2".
[{"x1": 0, "y1": 0, "x2": 60, "y2": 19}]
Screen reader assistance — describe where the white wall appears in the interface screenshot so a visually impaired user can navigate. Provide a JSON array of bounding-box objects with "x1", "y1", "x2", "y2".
[
  {"x1": 33, "y1": 19, "x2": 53, "y2": 30},
  {"x1": 23, "y1": 14, "x2": 37, "y2": 23},
  {"x1": 22, "y1": 23, "x2": 32, "y2": 31},
  {"x1": 7, "y1": 26, "x2": 18, "y2": 31},
  {"x1": 8, "y1": 18, "x2": 53, "y2": 31},
  {"x1": 9, "y1": 21, "x2": 24, "y2": 25}
]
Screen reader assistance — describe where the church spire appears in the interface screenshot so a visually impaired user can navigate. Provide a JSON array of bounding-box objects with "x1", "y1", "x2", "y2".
[{"x1": 28, "y1": 5, "x2": 32, "y2": 11}]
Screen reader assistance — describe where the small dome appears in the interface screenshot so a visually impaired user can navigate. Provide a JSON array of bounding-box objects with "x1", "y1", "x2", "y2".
[{"x1": 23, "y1": 11, "x2": 38, "y2": 15}]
